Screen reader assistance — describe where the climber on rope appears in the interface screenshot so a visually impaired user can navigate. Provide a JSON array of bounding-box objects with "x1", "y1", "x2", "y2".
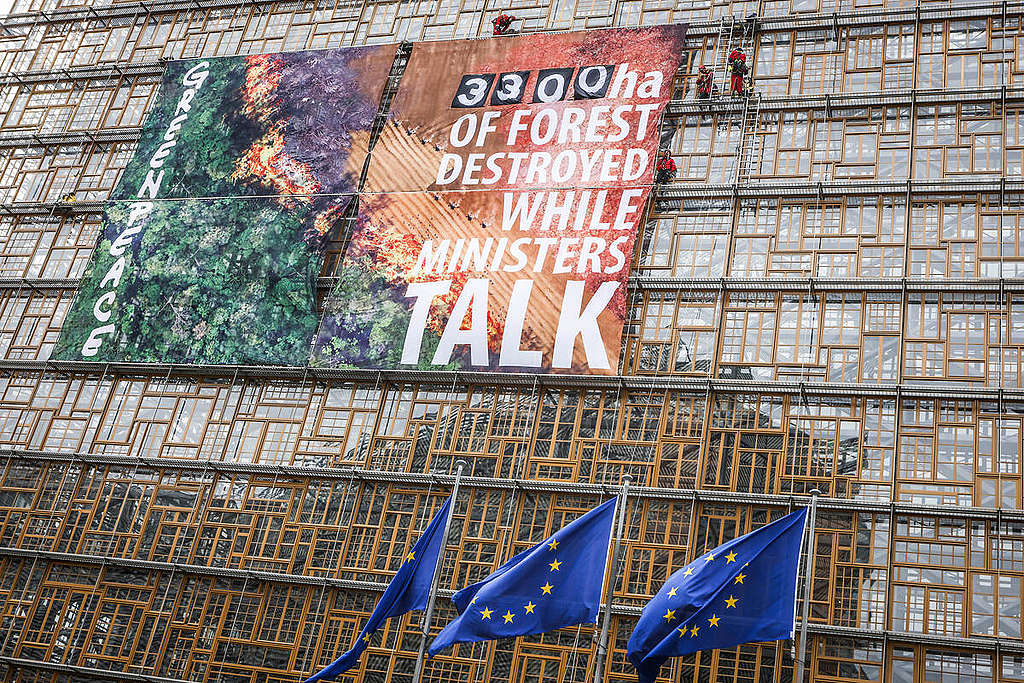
[
  {"x1": 696, "y1": 65, "x2": 713, "y2": 99},
  {"x1": 655, "y1": 151, "x2": 677, "y2": 184},
  {"x1": 728, "y1": 47, "x2": 748, "y2": 96},
  {"x1": 492, "y1": 12, "x2": 518, "y2": 35}
]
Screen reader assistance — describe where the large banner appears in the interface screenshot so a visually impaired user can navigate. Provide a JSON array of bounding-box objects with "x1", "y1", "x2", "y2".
[
  {"x1": 54, "y1": 46, "x2": 397, "y2": 364},
  {"x1": 312, "y1": 26, "x2": 687, "y2": 374}
]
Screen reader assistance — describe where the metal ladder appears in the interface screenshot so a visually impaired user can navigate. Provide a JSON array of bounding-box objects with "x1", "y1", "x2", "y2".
[
  {"x1": 735, "y1": 91, "x2": 762, "y2": 183},
  {"x1": 738, "y1": 13, "x2": 758, "y2": 59},
  {"x1": 710, "y1": 12, "x2": 757, "y2": 91},
  {"x1": 731, "y1": 14, "x2": 761, "y2": 183},
  {"x1": 709, "y1": 16, "x2": 737, "y2": 96}
]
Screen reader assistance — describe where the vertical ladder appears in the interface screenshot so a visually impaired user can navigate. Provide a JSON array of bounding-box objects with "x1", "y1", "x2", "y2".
[
  {"x1": 709, "y1": 16, "x2": 737, "y2": 96},
  {"x1": 732, "y1": 13, "x2": 761, "y2": 183},
  {"x1": 735, "y1": 92, "x2": 761, "y2": 183},
  {"x1": 732, "y1": 13, "x2": 759, "y2": 95},
  {"x1": 710, "y1": 13, "x2": 757, "y2": 96},
  {"x1": 739, "y1": 13, "x2": 758, "y2": 58}
]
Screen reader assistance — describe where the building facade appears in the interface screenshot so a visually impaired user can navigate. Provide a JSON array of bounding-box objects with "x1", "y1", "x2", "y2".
[{"x1": 0, "y1": 0, "x2": 1022, "y2": 682}]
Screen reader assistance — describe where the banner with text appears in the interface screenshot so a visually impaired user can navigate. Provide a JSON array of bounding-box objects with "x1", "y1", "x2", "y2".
[
  {"x1": 54, "y1": 46, "x2": 396, "y2": 365},
  {"x1": 312, "y1": 26, "x2": 687, "y2": 373}
]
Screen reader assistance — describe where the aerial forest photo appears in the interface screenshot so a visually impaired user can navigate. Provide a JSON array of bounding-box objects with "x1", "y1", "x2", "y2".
[{"x1": 54, "y1": 45, "x2": 396, "y2": 365}]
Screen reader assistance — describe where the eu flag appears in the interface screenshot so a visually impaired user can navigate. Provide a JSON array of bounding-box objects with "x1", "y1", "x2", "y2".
[
  {"x1": 627, "y1": 508, "x2": 808, "y2": 683},
  {"x1": 428, "y1": 497, "x2": 618, "y2": 655},
  {"x1": 306, "y1": 495, "x2": 453, "y2": 683}
]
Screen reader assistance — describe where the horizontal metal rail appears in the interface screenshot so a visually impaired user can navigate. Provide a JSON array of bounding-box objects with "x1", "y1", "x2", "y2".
[
  {"x1": 0, "y1": 0, "x2": 289, "y2": 29},
  {"x1": 0, "y1": 85, "x2": 1022, "y2": 149},
  {"x1": 0, "y1": 277, "x2": 80, "y2": 289},
  {"x1": 0, "y1": 545, "x2": 1018, "y2": 656},
  {"x1": 659, "y1": 178, "x2": 1024, "y2": 199},
  {"x1": 4, "y1": 446, "x2": 1023, "y2": 522},
  {"x1": 630, "y1": 276, "x2": 1024, "y2": 293},
  {"x1": 669, "y1": 84, "x2": 1024, "y2": 115},
  {"x1": 0, "y1": 200, "x2": 107, "y2": 215},
  {"x1": 0, "y1": 657, "x2": 191, "y2": 683},
  {"x1": 2, "y1": 178, "x2": 1022, "y2": 218},
  {"x1": 3, "y1": 357, "x2": 1024, "y2": 404},
  {"x1": 3, "y1": 60, "x2": 1023, "y2": 115},
  {"x1": 0, "y1": 61, "x2": 163, "y2": 86},
  {"x1": 4, "y1": 275, "x2": 1024, "y2": 294},
  {"x1": 0, "y1": 127, "x2": 140, "y2": 149},
  {"x1": 0, "y1": 0, "x2": 1022, "y2": 36}
]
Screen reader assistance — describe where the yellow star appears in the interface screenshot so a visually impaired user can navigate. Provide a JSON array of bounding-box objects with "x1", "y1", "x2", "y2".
[
  {"x1": 547, "y1": 539, "x2": 559, "y2": 551},
  {"x1": 406, "y1": 551, "x2": 415, "y2": 561},
  {"x1": 503, "y1": 610, "x2": 515, "y2": 624},
  {"x1": 734, "y1": 572, "x2": 746, "y2": 584},
  {"x1": 708, "y1": 614, "x2": 720, "y2": 627},
  {"x1": 541, "y1": 582, "x2": 553, "y2": 595},
  {"x1": 704, "y1": 553, "x2": 715, "y2": 563},
  {"x1": 549, "y1": 559, "x2": 562, "y2": 571},
  {"x1": 690, "y1": 625, "x2": 700, "y2": 637},
  {"x1": 470, "y1": 596, "x2": 477, "y2": 605},
  {"x1": 524, "y1": 602, "x2": 536, "y2": 614},
  {"x1": 725, "y1": 551, "x2": 737, "y2": 563},
  {"x1": 725, "y1": 595, "x2": 738, "y2": 608},
  {"x1": 480, "y1": 607, "x2": 494, "y2": 620},
  {"x1": 362, "y1": 632, "x2": 371, "y2": 643},
  {"x1": 663, "y1": 609, "x2": 676, "y2": 622},
  {"x1": 683, "y1": 567, "x2": 694, "y2": 577},
  {"x1": 667, "y1": 587, "x2": 678, "y2": 598},
  {"x1": 677, "y1": 626, "x2": 688, "y2": 637}
]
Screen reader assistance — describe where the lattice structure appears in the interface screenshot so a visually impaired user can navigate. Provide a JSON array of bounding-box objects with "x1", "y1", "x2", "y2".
[{"x1": 0, "y1": 0, "x2": 1023, "y2": 682}]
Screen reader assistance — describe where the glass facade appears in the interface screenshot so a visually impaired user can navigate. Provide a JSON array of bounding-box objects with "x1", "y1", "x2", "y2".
[{"x1": 0, "y1": 0, "x2": 1022, "y2": 681}]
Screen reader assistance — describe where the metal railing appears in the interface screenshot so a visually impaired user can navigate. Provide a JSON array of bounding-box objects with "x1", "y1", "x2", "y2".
[
  {"x1": 4, "y1": 357, "x2": 1024, "y2": 402},
  {"x1": 1, "y1": 0, "x2": 1022, "y2": 34},
  {"x1": 4, "y1": 446, "x2": 1024, "y2": 522},
  {"x1": 0, "y1": 543, "x2": 1019, "y2": 654}
]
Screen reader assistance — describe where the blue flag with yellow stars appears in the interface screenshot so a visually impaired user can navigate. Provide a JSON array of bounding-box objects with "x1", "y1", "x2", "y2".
[
  {"x1": 305, "y1": 495, "x2": 453, "y2": 683},
  {"x1": 627, "y1": 507, "x2": 808, "y2": 683},
  {"x1": 427, "y1": 497, "x2": 618, "y2": 656}
]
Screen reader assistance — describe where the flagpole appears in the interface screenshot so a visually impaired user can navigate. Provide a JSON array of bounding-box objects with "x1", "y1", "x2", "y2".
[
  {"x1": 412, "y1": 459, "x2": 466, "y2": 683},
  {"x1": 793, "y1": 489, "x2": 820, "y2": 683},
  {"x1": 592, "y1": 474, "x2": 631, "y2": 683}
]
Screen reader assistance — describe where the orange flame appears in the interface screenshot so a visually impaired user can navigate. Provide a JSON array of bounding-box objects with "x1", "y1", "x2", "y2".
[
  {"x1": 240, "y1": 54, "x2": 283, "y2": 123},
  {"x1": 231, "y1": 123, "x2": 322, "y2": 202},
  {"x1": 233, "y1": 55, "x2": 321, "y2": 201},
  {"x1": 311, "y1": 204, "x2": 345, "y2": 239},
  {"x1": 348, "y1": 220, "x2": 504, "y2": 351}
]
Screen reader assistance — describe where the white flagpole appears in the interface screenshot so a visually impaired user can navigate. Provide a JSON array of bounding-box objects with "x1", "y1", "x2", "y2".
[
  {"x1": 793, "y1": 489, "x2": 820, "y2": 683},
  {"x1": 412, "y1": 459, "x2": 466, "y2": 683},
  {"x1": 592, "y1": 474, "x2": 632, "y2": 683}
]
